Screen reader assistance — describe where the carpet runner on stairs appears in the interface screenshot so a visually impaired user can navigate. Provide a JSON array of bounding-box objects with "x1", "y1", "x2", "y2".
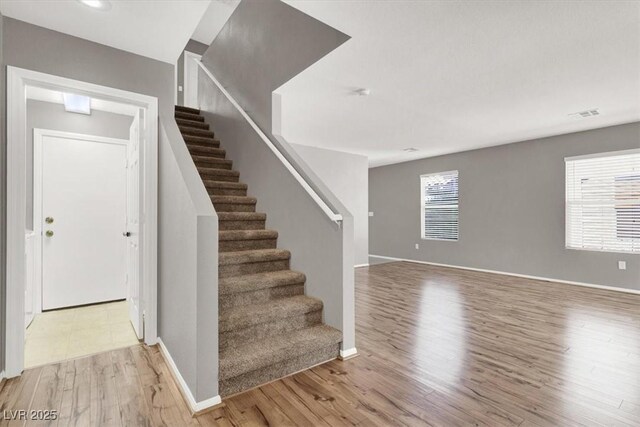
[{"x1": 174, "y1": 105, "x2": 342, "y2": 397}]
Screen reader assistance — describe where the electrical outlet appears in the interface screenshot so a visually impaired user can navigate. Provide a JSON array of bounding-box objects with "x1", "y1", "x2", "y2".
[
  {"x1": 368, "y1": 212, "x2": 374, "y2": 217},
  {"x1": 178, "y1": 85, "x2": 183, "y2": 92},
  {"x1": 415, "y1": 243, "x2": 419, "y2": 250},
  {"x1": 618, "y1": 261, "x2": 626, "y2": 270}
]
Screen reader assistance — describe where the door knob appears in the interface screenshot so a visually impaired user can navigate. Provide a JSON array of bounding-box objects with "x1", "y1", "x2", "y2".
[
  {"x1": 45, "y1": 230, "x2": 54, "y2": 237},
  {"x1": 45, "y1": 217, "x2": 54, "y2": 224},
  {"x1": 123, "y1": 231, "x2": 131, "y2": 237}
]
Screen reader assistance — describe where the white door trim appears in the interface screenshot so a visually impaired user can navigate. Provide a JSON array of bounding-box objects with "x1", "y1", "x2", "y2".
[
  {"x1": 32, "y1": 129, "x2": 130, "y2": 315},
  {"x1": 6, "y1": 66, "x2": 159, "y2": 378},
  {"x1": 183, "y1": 51, "x2": 202, "y2": 109}
]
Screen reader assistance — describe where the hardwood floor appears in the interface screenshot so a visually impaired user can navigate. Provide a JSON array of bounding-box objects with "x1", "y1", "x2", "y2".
[{"x1": 2, "y1": 261, "x2": 640, "y2": 426}]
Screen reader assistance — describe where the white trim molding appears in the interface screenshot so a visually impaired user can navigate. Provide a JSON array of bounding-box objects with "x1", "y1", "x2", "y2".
[
  {"x1": 157, "y1": 339, "x2": 222, "y2": 413},
  {"x1": 369, "y1": 255, "x2": 640, "y2": 295},
  {"x1": 339, "y1": 347, "x2": 358, "y2": 360},
  {"x1": 354, "y1": 263, "x2": 369, "y2": 268},
  {"x1": 5, "y1": 67, "x2": 159, "y2": 378}
]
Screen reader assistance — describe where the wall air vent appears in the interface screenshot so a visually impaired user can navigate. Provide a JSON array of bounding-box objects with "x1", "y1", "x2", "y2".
[{"x1": 569, "y1": 109, "x2": 600, "y2": 118}]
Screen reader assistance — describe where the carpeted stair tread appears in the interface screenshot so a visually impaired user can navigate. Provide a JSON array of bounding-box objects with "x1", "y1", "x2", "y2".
[
  {"x1": 204, "y1": 181, "x2": 247, "y2": 190},
  {"x1": 188, "y1": 146, "x2": 226, "y2": 157},
  {"x1": 175, "y1": 105, "x2": 200, "y2": 114},
  {"x1": 219, "y1": 229, "x2": 277, "y2": 241},
  {"x1": 192, "y1": 156, "x2": 233, "y2": 169},
  {"x1": 219, "y1": 325, "x2": 342, "y2": 381},
  {"x1": 179, "y1": 126, "x2": 214, "y2": 138},
  {"x1": 176, "y1": 118, "x2": 209, "y2": 130},
  {"x1": 212, "y1": 195, "x2": 257, "y2": 205},
  {"x1": 219, "y1": 270, "x2": 305, "y2": 295},
  {"x1": 220, "y1": 295, "x2": 322, "y2": 333},
  {"x1": 218, "y1": 212, "x2": 266, "y2": 221},
  {"x1": 219, "y1": 249, "x2": 290, "y2": 266},
  {"x1": 185, "y1": 136, "x2": 220, "y2": 147},
  {"x1": 198, "y1": 168, "x2": 240, "y2": 181},
  {"x1": 175, "y1": 111, "x2": 204, "y2": 122}
]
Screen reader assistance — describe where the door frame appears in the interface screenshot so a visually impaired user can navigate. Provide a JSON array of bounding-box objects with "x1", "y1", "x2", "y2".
[
  {"x1": 32, "y1": 129, "x2": 130, "y2": 315},
  {"x1": 183, "y1": 50, "x2": 202, "y2": 109},
  {"x1": 6, "y1": 66, "x2": 159, "y2": 378}
]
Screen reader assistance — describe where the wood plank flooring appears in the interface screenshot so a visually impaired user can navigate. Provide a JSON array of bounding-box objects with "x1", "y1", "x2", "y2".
[{"x1": 2, "y1": 261, "x2": 640, "y2": 426}]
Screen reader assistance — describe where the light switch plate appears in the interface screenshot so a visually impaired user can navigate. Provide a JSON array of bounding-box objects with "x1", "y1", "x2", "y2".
[
  {"x1": 368, "y1": 212, "x2": 374, "y2": 217},
  {"x1": 618, "y1": 261, "x2": 626, "y2": 270},
  {"x1": 415, "y1": 243, "x2": 419, "y2": 250}
]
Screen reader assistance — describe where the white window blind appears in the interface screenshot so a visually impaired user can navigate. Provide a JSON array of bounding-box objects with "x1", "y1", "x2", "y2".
[
  {"x1": 566, "y1": 149, "x2": 640, "y2": 253},
  {"x1": 421, "y1": 171, "x2": 459, "y2": 241}
]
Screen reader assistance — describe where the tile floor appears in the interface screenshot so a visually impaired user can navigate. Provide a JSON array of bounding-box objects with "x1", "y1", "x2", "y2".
[{"x1": 24, "y1": 300, "x2": 140, "y2": 368}]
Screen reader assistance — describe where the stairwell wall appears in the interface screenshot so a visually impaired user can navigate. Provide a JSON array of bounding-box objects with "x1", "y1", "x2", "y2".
[
  {"x1": 0, "y1": 18, "x2": 218, "y2": 400},
  {"x1": 199, "y1": 0, "x2": 356, "y2": 352}
]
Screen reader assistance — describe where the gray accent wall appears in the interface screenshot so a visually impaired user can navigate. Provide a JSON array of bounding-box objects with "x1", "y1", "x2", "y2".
[
  {"x1": 1, "y1": 18, "x2": 218, "y2": 400},
  {"x1": 369, "y1": 122, "x2": 640, "y2": 290},
  {"x1": 292, "y1": 144, "x2": 369, "y2": 266},
  {"x1": 25, "y1": 100, "x2": 133, "y2": 230},
  {"x1": 176, "y1": 39, "x2": 208, "y2": 107}
]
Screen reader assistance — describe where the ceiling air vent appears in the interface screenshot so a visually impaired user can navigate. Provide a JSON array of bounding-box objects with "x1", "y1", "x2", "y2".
[{"x1": 570, "y1": 109, "x2": 600, "y2": 118}]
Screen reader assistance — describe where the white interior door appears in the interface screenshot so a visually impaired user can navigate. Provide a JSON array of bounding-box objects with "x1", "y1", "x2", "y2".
[
  {"x1": 41, "y1": 133, "x2": 127, "y2": 310},
  {"x1": 184, "y1": 51, "x2": 202, "y2": 109},
  {"x1": 126, "y1": 110, "x2": 143, "y2": 338}
]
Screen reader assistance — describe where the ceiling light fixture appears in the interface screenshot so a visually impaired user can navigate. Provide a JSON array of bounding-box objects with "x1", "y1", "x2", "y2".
[
  {"x1": 569, "y1": 108, "x2": 600, "y2": 118},
  {"x1": 77, "y1": 0, "x2": 112, "y2": 11},
  {"x1": 354, "y1": 88, "x2": 371, "y2": 96},
  {"x1": 63, "y1": 93, "x2": 92, "y2": 115},
  {"x1": 403, "y1": 148, "x2": 418, "y2": 152}
]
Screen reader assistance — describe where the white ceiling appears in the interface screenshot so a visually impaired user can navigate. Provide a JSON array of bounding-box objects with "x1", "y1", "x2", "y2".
[
  {"x1": 0, "y1": 0, "x2": 211, "y2": 63},
  {"x1": 281, "y1": 1, "x2": 640, "y2": 167},
  {"x1": 191, "y1": 0, "x2": 240, "y2": 45},
  {"x1": 26, "y1": 85, "x2": 139, "y2": 116}
]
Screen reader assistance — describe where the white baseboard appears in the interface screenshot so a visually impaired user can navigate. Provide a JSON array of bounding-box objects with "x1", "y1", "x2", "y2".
[
  {"x1": 339, "y1": 347, "x2": 358, "y2": 360},
  {"x1": 0, "y1": 371, "x2": 5, "y2": 382},
  {"x1": 369, "y1": 254, "x2": 640, "y2": 295},
  {"x1": 354, "y1": 263, "x2": 369, "y2": 268},
  {"x1": 157, "y1": 338, "x2": 221, "y2": 413}
]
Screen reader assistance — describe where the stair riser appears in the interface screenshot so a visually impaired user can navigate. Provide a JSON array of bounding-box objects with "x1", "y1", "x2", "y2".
[
  {"x1": 194, "y1": 159, "x2": 233, "y2": 170},
  {"x1": 214, "y1": 203, "x2": 256, "y2": 213},
  {"x1": 219, "y1": 343, "x2": 339, "y2": 397},
  {"x1": 219, "y1": 259, "x2": 289, "y2": 278},
  {"x1": 175, "y1": 106, "x2": 200, "y2": 115},
  {"x1": 179, "y1": 127, "x2": 214, "y2": 138},
  {"x1": 219, "y1": 284, "x2": 304, "y2": 310},
  {"x1": 188, "y1": 147, "x2": 226, "y2": 158},
  {"x1": 177, "y1": 121, "x2": 209, "y2": 130},
  {"x1": 219, "y1": 238, "x2": 277, "y2": 252},
  {"x1": 199, "y1": 172, "x2": 239, "y2": 183},
  {"x1": 219, "y1": 220, "x2": 266, "y2": 231},
  {"x1": 220, "y1": 310, "x2": 322, "y2": 350},
  {"x1": 186, "y1": 139, "x2": 220, "y2": 148},
  {"x1": 175, "y1": 111, "x2": 204, "y2": 122},
  {"x1": 207, "y1": 187, "x2": 247, "y2": 197}
]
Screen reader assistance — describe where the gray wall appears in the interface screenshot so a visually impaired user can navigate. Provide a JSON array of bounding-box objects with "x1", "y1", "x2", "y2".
[
  {"x1": 1, "y1": 18, "x2": 218, "y2": 400},
  {"x1": 26, "y1": 100, "x2": 133, "y2": 229},
  {"x1": 370, "y1": 122, "x2": 640, "y2": 290},
  {"x1": 202, "y1": 0, "x2": 349, "y2": 136},
  {"x1": 176, "y1": 39, "x2": 208, "y2": 107},
  {"x1": 292, "y1": 144, "x2": 369, "y2": 266}
]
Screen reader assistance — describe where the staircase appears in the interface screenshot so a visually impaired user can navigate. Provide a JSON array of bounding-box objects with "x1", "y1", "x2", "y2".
[{"x1": 174, "y1": 105, "x2": 343, "y2": 397}]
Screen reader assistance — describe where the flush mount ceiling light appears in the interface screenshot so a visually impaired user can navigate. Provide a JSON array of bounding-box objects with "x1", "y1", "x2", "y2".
[
  {"x1": 77, "y1": 0, "x2": 112, "y2": 11},
  {"x1": 354, "y1": 88, "x2": 371, "y2": 96},
  {"x1": 403, "y1": 147, "x2": 419, "y2": 152},
  {"x1": 63, "y1": 93, "x2": 92, "y2": 115}
]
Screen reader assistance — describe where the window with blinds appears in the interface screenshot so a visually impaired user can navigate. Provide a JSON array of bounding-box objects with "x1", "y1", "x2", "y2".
[
  {"x1": 421, "y1": 170, "x2": 459, "y2": 241},
  {"x1": 565, "y1": 149, "x2": 640, "y2": 253}
]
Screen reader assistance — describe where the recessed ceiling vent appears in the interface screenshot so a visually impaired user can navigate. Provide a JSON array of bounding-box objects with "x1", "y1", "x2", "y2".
[
  {"x1": 570, "y1": 109, "x2": 600, "y2": 118},
  {"x1": 403, "y1": 147, "x2": 418, "y2": 152}
]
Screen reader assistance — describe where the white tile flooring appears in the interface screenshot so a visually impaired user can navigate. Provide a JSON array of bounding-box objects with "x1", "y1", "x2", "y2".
[{"x1": 24, "y1": 300, "x2": 140, "y2": 368}]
